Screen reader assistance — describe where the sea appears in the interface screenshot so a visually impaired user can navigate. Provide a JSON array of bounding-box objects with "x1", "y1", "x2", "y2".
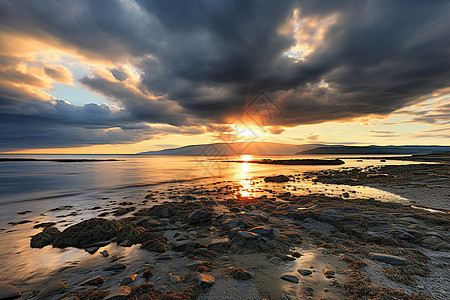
[{"x1": 0, "y1": 154, "x2": 420, "y2": 293}]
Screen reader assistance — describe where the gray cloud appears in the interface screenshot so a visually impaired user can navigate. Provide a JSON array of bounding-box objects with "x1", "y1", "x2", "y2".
[{"x1": 0, "y1": 0, "x2": 449, "y2": 150}]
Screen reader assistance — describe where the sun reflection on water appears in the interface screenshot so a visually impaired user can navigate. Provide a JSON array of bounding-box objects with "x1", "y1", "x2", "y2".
[{"x1": 237, "y1": 155, "x2": 254, "y2": 199}]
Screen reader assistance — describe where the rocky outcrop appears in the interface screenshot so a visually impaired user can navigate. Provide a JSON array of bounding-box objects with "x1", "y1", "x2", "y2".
[{"x1": 52, "y1": 218, "x2": 121, "y2": 248}]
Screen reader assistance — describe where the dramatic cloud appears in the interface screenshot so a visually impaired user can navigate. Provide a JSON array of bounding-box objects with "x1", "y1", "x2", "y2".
[{"x1": 0, "y1": 0, "x2": 449, "y2": 150}]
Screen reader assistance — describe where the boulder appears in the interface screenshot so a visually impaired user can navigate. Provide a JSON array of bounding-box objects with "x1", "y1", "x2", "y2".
[
  {"x1": 192, "y1": 273, "x2": 215, "y2": 288},
  {"x1": 0, "y1": 285, "x2": 21, "y2": 299},
  {"x1": 134, "y1": 204, "x2": 176, "y2": 218},
  {"x1": 280, "y1": 273, "x2": 299, "y2": 283},
  {"x1": 298, "y1": 269, "x2": 312, "y2": 276},
  {"x1": 52, "y1": 218, "x2": 121, "y2": 248},
  {"x1": 30, "y1": 226, "x2": 60, "y2": 248},
  {"x1": 248, "y1": 225, "x2": 274, "y2": 238},
  {"x1": 207, "y1": 237, "x2": 230, "y2": 250},
  {"x1": 35, "y1": 281, "x2": 67, "y2": 300},
  {"x1": 188, "y1": 209, "x2": 211, "y2": 224}
]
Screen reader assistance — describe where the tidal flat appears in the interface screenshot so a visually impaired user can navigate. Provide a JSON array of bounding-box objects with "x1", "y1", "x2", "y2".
[{"x1": 0, "y1": 160, "x2": 449, "y2": 300}]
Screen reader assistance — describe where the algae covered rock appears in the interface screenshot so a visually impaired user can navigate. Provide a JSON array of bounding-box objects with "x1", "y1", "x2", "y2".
[
  {"x1": 52, "y1": 218, "x2": 121, "y2": 248},
  {"x1": 30, "y1": 226, "x2": 60, "y2": 248}
]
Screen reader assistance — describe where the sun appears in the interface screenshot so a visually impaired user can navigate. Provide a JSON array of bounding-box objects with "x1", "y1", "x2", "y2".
[{"x1": 231, "y1": 124, "x2": 262, "y2": 141}]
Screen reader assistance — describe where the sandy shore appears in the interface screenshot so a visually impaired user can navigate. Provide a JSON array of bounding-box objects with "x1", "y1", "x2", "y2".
[{"x1": 1, "y1": 162, "x2": 449, "y2": 300}]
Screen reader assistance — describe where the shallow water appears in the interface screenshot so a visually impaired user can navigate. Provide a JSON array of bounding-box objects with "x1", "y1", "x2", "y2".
[{"x1": 0, "y1": 154, "x2": 420, "y2": 295}]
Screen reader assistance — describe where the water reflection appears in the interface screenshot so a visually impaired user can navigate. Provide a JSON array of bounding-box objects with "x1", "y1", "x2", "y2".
[{"x1": 237, "y1": 155, "x2": 254, "y2": 199}]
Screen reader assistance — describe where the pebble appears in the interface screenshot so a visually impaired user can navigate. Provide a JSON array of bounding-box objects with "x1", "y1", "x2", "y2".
[
  {"x1": 79, "y1": 276, "x2": 105, "y2": 286},
  {"x1": 280, "y1": 273, "x2": 299, "y2": 284},
  {"x1": 85, "y1": 246, "x2": 100, "y2": 254},
  {"x1": 120, "y1": 274, "x2": 137, "y2": 285},
  {"x1": 0, "y1": 285, "x2": 21, "y2": 299},
  {"x1": 156, "y1": 253, "x2": 172, "y2": 260},
  {"x1": 100, "y1": 250, "x2": 109, "y2": 257},
  {"x1": 104, "y1": 263, "x2": 127, "y2": 271},
  {"x1": 323, "y1": 269, "x2": 335, "y2": 278},
  {"x1": 269, "y1": 257, "x2": 282, "y2": 265},
  {"x1": 298, "y1": 269, "x2": 312, "y2": 276},
  {"x1": 110, "y1": 253, "x2": 120, "y2": 262}
]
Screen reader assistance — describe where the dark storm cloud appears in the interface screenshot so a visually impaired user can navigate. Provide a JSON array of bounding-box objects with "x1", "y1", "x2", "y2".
[{"x1": 0, "y1": 0, "x2": 449, "y2": 150}]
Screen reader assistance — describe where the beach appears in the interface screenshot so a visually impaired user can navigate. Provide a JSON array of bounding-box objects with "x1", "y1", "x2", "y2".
[{"x1": 0, "y1": 155, "x2": 448, "y2": 300}]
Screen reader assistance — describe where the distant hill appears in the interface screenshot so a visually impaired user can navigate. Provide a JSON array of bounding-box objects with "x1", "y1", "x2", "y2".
[
  {"x1": 139, "y1": 142, "x2": 323, "y2": 156},
  {"x1": 298, "y1": 145, "x2": 450, "y2": 155}
]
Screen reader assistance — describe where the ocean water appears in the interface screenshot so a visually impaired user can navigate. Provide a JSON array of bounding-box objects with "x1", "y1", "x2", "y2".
[{"x1": 0, "y1": 154, "x2": 417, "y2": 293}]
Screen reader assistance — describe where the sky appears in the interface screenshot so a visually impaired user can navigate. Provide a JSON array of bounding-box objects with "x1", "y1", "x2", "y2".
[{"x1": 0, "y1": 0, "x2": 449, "y2": 154}]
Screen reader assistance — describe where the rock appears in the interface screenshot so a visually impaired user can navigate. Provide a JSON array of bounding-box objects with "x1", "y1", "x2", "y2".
[
  {"x1": 222, "y1": 218, "x2": 243, "y2": 231},
  {"x1": 317, "y1": 247, "x2": 330, "y2": 255},
  {"x1": 188, "y1": 209, "x2": 211, "y2": 224},
  {"x1": 207, "y1": 237, "x2": 230, "y2": 250},
  {"x1": 110, "y1": 253, "x2": 120, "y2": 262},
  {"x1": 100, "y1": 250, "x2": 109, "y2": 257},
  {"x1": 143, "y1": 269, "x2": 154, "y2": 279},
  {"x1": 193, "y1": 272, "x2": 215, "y2": 288},
  {"x1": 264, "y1": 175, "x2": 290, "y2": 183},
  {"x1": 185, "y1": 260, "x2": 205, "y2": 270},
  {"x1": 280, "y1": 273, "x2": 299, "y2": 283},
  {"x1": 104, "y1": 263, "x2": 128, "y2": 271},
  {"x1": 105, "y1": 286, "x2": 132, "y2": 300},
  {"x1": 79, "y1": 276, "x2": 105, "y2": 286},
  {"x1": 52, "y1": 218, "x2": 120, "y2": 248},
  {"x1": 323, "y1": 269, "x2": 335, "y2": 278},
  {"x1": 306, "y1": 286, "x2": 315, "y2": 292},
  {"x1": 85, "y1": 246, "x2": 100, "y2": 254},
  {"x1": 237, "y1": 231, "x2": 259, "y2": 240},
  {"x1": 269, "y1": 257, "x2": 282, "y2": 265},
  {"x1": 155, "y1": 253, "x2": 172, "y2": 260},
  {"x1": 173, "y1": 239, "x2": 200, "y2": 250},
  {"x1": 35, "y1": 281, "x2": 67, "y2": 299},
  {"x1": 30, "y1": 227, "x2": 60, "y2": 248},
  {"x1": 168, "y1": 273, "x2": 181, "y2": 283},
  {"x1": 248, "y1": 225, "x2": 274, "y2": 238},
  {"x1": 227, "y1": 267, "x2": 253, "y2": 280},
  {"x1": 141, "y1": 238, "x2": 167, "y2": 252},
  {"x1": 33, "y1": 222, "x2": 57, "y2": 229},
  {"x1": 370, "y1": 253, "x2": 408, "y2": 265},
  {"x1": 120, "y1": 274, "x2": 137, "y2": 285},
  {"x1": 298, "y1": 269, "x2": 312, "y2": 276},
  {"x1": 420, "y1": 236, "x2": 445, "y2": 250},
  {"x1": 389, "y1": 230, "x2": 416, "y2": 242},
  {"x1": 116, "y1": 225, "x2": 147, "y2": 245},
  {"x1": 136, "y1": 263, "x2": 153, "y2": 273},
  {"x1": 134, "y1": 204, "x2": 176, "y2": 218},
  {"x1": 0, "y1": 285, "x2": 21, "y2": 299}
]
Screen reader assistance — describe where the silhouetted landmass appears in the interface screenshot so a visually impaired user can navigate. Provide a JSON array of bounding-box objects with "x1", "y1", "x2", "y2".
[
  {"x1": 139, "y1": 142, "x2": 323, "y2": 156},
  {"x1": 232, "y1": 158, "x2": 345, "y2": 165},
  {"x1": 0, "y1": 158, "x2": 121, "y2": 162},
  {"x1": 348, "y1": 152, "x2": 450, "y2": 164},
  {"x1": 298, "y1": 145, "x2": 450, "y2": 155}
]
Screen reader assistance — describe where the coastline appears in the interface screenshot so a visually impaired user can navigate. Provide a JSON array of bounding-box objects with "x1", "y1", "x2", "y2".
[{"x1": 0, "y1": 161, "x2": 449, "y2": 299}]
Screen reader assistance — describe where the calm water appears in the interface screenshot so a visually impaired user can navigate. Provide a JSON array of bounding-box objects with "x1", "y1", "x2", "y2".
[{"x1": 0, "y1": 154, "x2": 418, "y2": 294}]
